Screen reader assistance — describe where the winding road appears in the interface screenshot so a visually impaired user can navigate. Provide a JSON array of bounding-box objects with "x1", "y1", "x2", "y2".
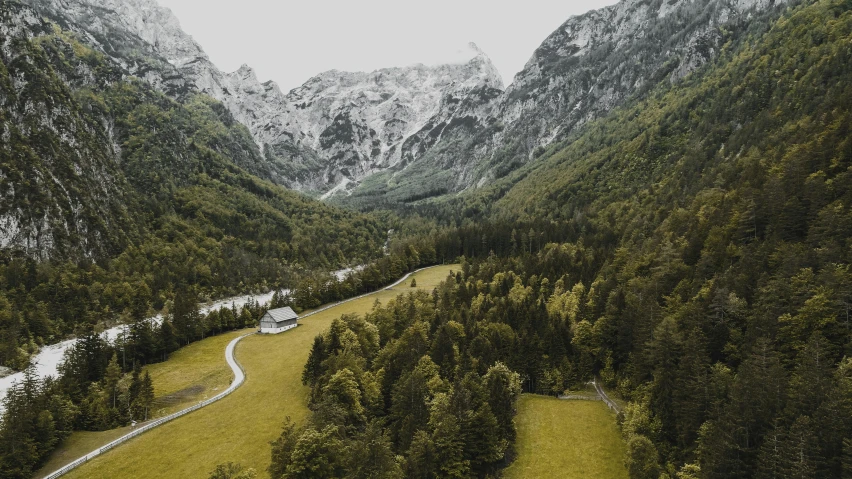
[
  {"x1": 42, "y1": 266, "x2": 435, "y2": 479},
  {"x1": 44, "y1": 333, "x2": 252, "y2": 479},
  {"x1": 593, "y1": 377, "x2": 621, "y2": 414}
]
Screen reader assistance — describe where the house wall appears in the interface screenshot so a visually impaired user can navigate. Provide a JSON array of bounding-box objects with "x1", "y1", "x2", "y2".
[
  {"x1": 259, "y1": 318, "x2": 279, "y2": 329},
  {"x1": 259, "y1": 323, "x2": 297, "y2": 334}
]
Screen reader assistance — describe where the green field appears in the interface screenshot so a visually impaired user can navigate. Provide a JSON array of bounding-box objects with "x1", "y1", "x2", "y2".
[
  {"x1": 504, "y1": 395, "x2": 628, "y2": 479},
  {"x1": 35, "y1": 426, "x2": 134, "y2": 478},
  {"x1": 35, "y1": 329, "x2": 252, "y2": 478},
  {"x1": 60, "y1": 265, "x2": 458, "y2": 479},
  {"x1": 145, "y1": 328, "x2": 254, "y2": 417}
]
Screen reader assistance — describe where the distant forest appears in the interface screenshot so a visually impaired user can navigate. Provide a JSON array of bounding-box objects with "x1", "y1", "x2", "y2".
[
  {"x1": 269, "y1": 0, "x2": 852, "y2": 477},
  {"x1": 2, "y1": 0, "x2": 852, "y2": 478}
]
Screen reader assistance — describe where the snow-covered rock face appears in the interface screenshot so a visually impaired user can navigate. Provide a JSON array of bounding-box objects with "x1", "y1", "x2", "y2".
[
  {"x1": 208, "y1": 42, "x2": 504, "y2": 192},
  {"x1": 273, "y1": 46, "x2": 503, "y2": 188},
  {"x1": 496, "y1": 0, "x2": 790, "y2": 157},
  {"x1": 21, "y1": 0, "x2": 790, "y2": 201},
  {"x1": 22, "y1": 0, "x2": 504, "y2": 193}
]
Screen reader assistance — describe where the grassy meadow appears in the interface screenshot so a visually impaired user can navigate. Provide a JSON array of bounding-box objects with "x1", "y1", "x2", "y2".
[
  {"x1": 504, "y1": 395, "x2": 628, "y2": 479},
  {"x1": 58, "y1": 265, "x2": 458, "y2": 479},
  {"x1": 35, "y1": 329, "x2": 253, "y2": 478}
]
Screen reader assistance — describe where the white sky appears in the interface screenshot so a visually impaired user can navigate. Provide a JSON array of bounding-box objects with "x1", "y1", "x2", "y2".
[{"x1": 155, "y1": 0, "x2": 619, "y2": 93}]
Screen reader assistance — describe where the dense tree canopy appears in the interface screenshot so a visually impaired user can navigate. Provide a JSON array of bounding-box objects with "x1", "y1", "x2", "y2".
[{"x1": 0, "y1": 4, "x2": 386, "y2": 369}]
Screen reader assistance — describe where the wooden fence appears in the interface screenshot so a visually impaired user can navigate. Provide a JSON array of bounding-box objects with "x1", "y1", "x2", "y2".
[
  {"x1": 42, "y1": 266, "x2": 442, "y2": 479},
  {"x1": 43, "y1": 332, "x2": 252, "y2": 479}
]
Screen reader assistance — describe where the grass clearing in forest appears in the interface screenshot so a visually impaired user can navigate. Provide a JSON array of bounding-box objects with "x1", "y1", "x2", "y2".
[
  {"x1": 145, "y1": 329, "x2": 253, "y2": 417},
  {"x1": 504, "y1": 395, "x2": 628, "y2": 479},
  {"x1": 35, "y1": 426, "x2": 133, "y2": 478},
  {"x1": 61, "y1": 265, "x2": 459, "y2": 479},
  {"x1": 35, "y1": 329, "x2": 252, "y2": 478}
]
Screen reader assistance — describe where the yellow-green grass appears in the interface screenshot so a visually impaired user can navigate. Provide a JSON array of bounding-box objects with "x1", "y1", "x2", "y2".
[
  {"x1": 63, "y1": 265, "x2": 458, "y2": 479},
  {"x1": 504, "y1": 395, "x2": 628, "y2": 479},
  {"x1": 35, "y1": 426, "x2": 134, "y2": 478},
  {"x1": 146, "y1": 328, "x2": 254, "y2": 417},
  {"x1": 35, "y1": 328, "x2": 252, "y2": 478}
]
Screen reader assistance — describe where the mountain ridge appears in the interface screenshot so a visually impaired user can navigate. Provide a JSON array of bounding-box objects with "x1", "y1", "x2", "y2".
[
  {"x1": 16, "y1": 0, "x2": 793, "y2": 204},
  {"x1": 18, "y1": 0, "x2": 507, "y2": 194}
]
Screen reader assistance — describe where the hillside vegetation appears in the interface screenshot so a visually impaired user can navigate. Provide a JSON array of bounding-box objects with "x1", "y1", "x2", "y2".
[
  {"x1": 394, "y1": 0, "x2": 852, "y2": 476},
  {"x1": 58, "y1": 266, "x2": 457, "y2": 479},
  {"x1": 4, "y1": 0, "x2": 852, "y2": 477},
  {"x1": 0, "y1": 1, "x2": 385, "y2": 367}
]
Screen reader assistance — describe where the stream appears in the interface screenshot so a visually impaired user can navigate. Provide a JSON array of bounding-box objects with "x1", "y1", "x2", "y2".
[{"x1": 0, "y1": 267, "x2": 359, "y2": 410}]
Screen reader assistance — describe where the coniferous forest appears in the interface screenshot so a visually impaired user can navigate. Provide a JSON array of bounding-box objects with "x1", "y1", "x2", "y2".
[
  {"x1": 2, "y1": 0, "x2": 852, "y2": 478},
  {"x1": 267, "y1": 1, "x2": 852, "y2": 477}
]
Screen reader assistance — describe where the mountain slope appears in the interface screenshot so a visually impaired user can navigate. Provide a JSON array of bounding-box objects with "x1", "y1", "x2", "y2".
[
  {"x1": 0, "y1": 0, "x2": 385, "y2": 357},
  {"x1": 18, "y1": 0, "x2": 506, "y2": 194},
  {"x1": 0, "y1": 4, "x2": 137, "y2": 259},
  {"x1": 15, "y1": 0, "x2": 798, "y2": 206},
  {"x1": 344, "y1": 0, "x2": 795, "y2": 207},
  {"x1": 417, "y1": 0, "x2": 851, "y2": 475}
]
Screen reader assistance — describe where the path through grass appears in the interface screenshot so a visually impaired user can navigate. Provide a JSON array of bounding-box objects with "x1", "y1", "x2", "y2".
[
  {"x1": 61, "y1": 265, "x2": 458, "y2": 479},
  {"x1": 504, "y1": 395, "x2": 628, "y2": 479},
  {"x1": 36, "y1": 329, "x2": 251, "y2": 478}
]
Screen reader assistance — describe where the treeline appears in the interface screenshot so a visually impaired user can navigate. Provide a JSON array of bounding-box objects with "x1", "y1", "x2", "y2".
[
  {"x1": 285, "y1": 241, "x2": 436, "y2": 311},
  {"x1": 0, "y1": 332, "x2": 155, "y2": 478},
  {"x1": 283, "y1": 224, "x2": 576, "y2": 312},
  {"x1": 269, "y1": 289, "x2": 522, "y2": 479},
  {"x1": 383, "y1": 1, "x2": 852, "y2": 477},
  {"x1": 0, "y1": 5, "x2": 385, "y2": 370},
  {"x1": 0, "y1": 288, "x2": 264, "y2": 478}
]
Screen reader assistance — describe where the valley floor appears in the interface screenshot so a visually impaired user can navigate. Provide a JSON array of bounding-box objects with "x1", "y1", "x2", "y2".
[
  {"x1": 34, "y1": 329, "x2": 251, "y2": 478},
  {"x1": 504, "y1": 395, "x2": 628, "y2": 479},
  {"x1": 53, "y1": 265, "x2": 458, "y2": 479}
]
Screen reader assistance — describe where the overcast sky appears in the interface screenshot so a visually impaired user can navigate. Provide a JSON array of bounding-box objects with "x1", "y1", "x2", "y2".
[{"x1": 155, "y1": 0, "x2": 618, "y2": 93}]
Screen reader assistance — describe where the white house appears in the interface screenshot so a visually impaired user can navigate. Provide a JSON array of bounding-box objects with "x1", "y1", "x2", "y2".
[{"x1": 259, "y1": 307, "x2": 299, "y2": 334}]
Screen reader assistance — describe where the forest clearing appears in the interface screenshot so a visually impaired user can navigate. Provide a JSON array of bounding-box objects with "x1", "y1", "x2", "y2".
[
  {"x1": 55, "y1": 266, "x2": 460, "y2": 478},
  {"x1": 504, "y1": 395, "x2": 628, "y2": 479}
]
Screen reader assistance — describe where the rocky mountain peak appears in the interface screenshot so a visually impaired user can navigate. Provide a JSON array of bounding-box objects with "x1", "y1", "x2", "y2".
[
  {"x1": 265, "y1": 45, "x2": 505, "y2": 191},
  {"x1": 232, "y1": 64, "x2": 257, "y2": 79},
  {"x1": 19, "y1": 0, "x2": 793, "y2": 202}
]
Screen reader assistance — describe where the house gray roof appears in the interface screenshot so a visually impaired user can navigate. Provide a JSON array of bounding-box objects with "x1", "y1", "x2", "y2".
[{"x1": 264, "y1": 307, "x2": 298, "y2": 323}]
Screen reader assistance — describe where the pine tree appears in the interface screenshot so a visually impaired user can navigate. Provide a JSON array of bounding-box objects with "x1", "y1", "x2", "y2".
[
  {"x1": 139, "y1": 372, "x2": 154, "y2": 421},
  {"x1": 699, "y1": 339, "x2": 787, "y2": 478},
  {"x1": 483, "y1": 362, "x2": 522, "y2": 443},
  {"x1": 428, "y1": 393, "x2": 470, "y2": 478},
  {"x1": 172, "y1": 288, "x2": 200, "y2": 344},
  {"x1": 673, "y1": 327, "x2": 711, "y2": 452},
  {"x1": 406, "y1": 430, "x2": 438, "y2": 479},
  {"x1": 128, "y1": 366, "x2": 142, "y2": 420},
  {"x1": 344, "y1": 422, "x2": 402, "y2": 479},
  {"x1": 465, "y1": 402, "x2": 506, "y2": 473},
  {"x1": 755, "y1": 421, "x2": 784, "y2": 479},
  {"x1": 157, "y1": 320, "x2": 179, "y2": 361},
  {"x1": 302, "y1": 336, "x2": 327, "y2": 387},
  {"x1": 779, "y1": 416, "x2": 822, "y2": 479},
  {"x1": 103, "y1": 353, "x2": 121, "y2": 410},
  {"x1": 648, "y1": 317, "x2": 683, "y2": 445}
]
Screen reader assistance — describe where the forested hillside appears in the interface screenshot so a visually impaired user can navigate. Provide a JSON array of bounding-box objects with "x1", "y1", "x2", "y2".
[
  {"x1": 4, "y1": 0, "x2": 852, "y2": 477},
  {"x1": 0, "y1": 1, "x2": 385, "y2": 368},
  {"x1": 283, "y1": 0, "x2": 852, "y2": 477},
  {"x1": 271, "y1": 287, "x2": 523, "y2": 478}
]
